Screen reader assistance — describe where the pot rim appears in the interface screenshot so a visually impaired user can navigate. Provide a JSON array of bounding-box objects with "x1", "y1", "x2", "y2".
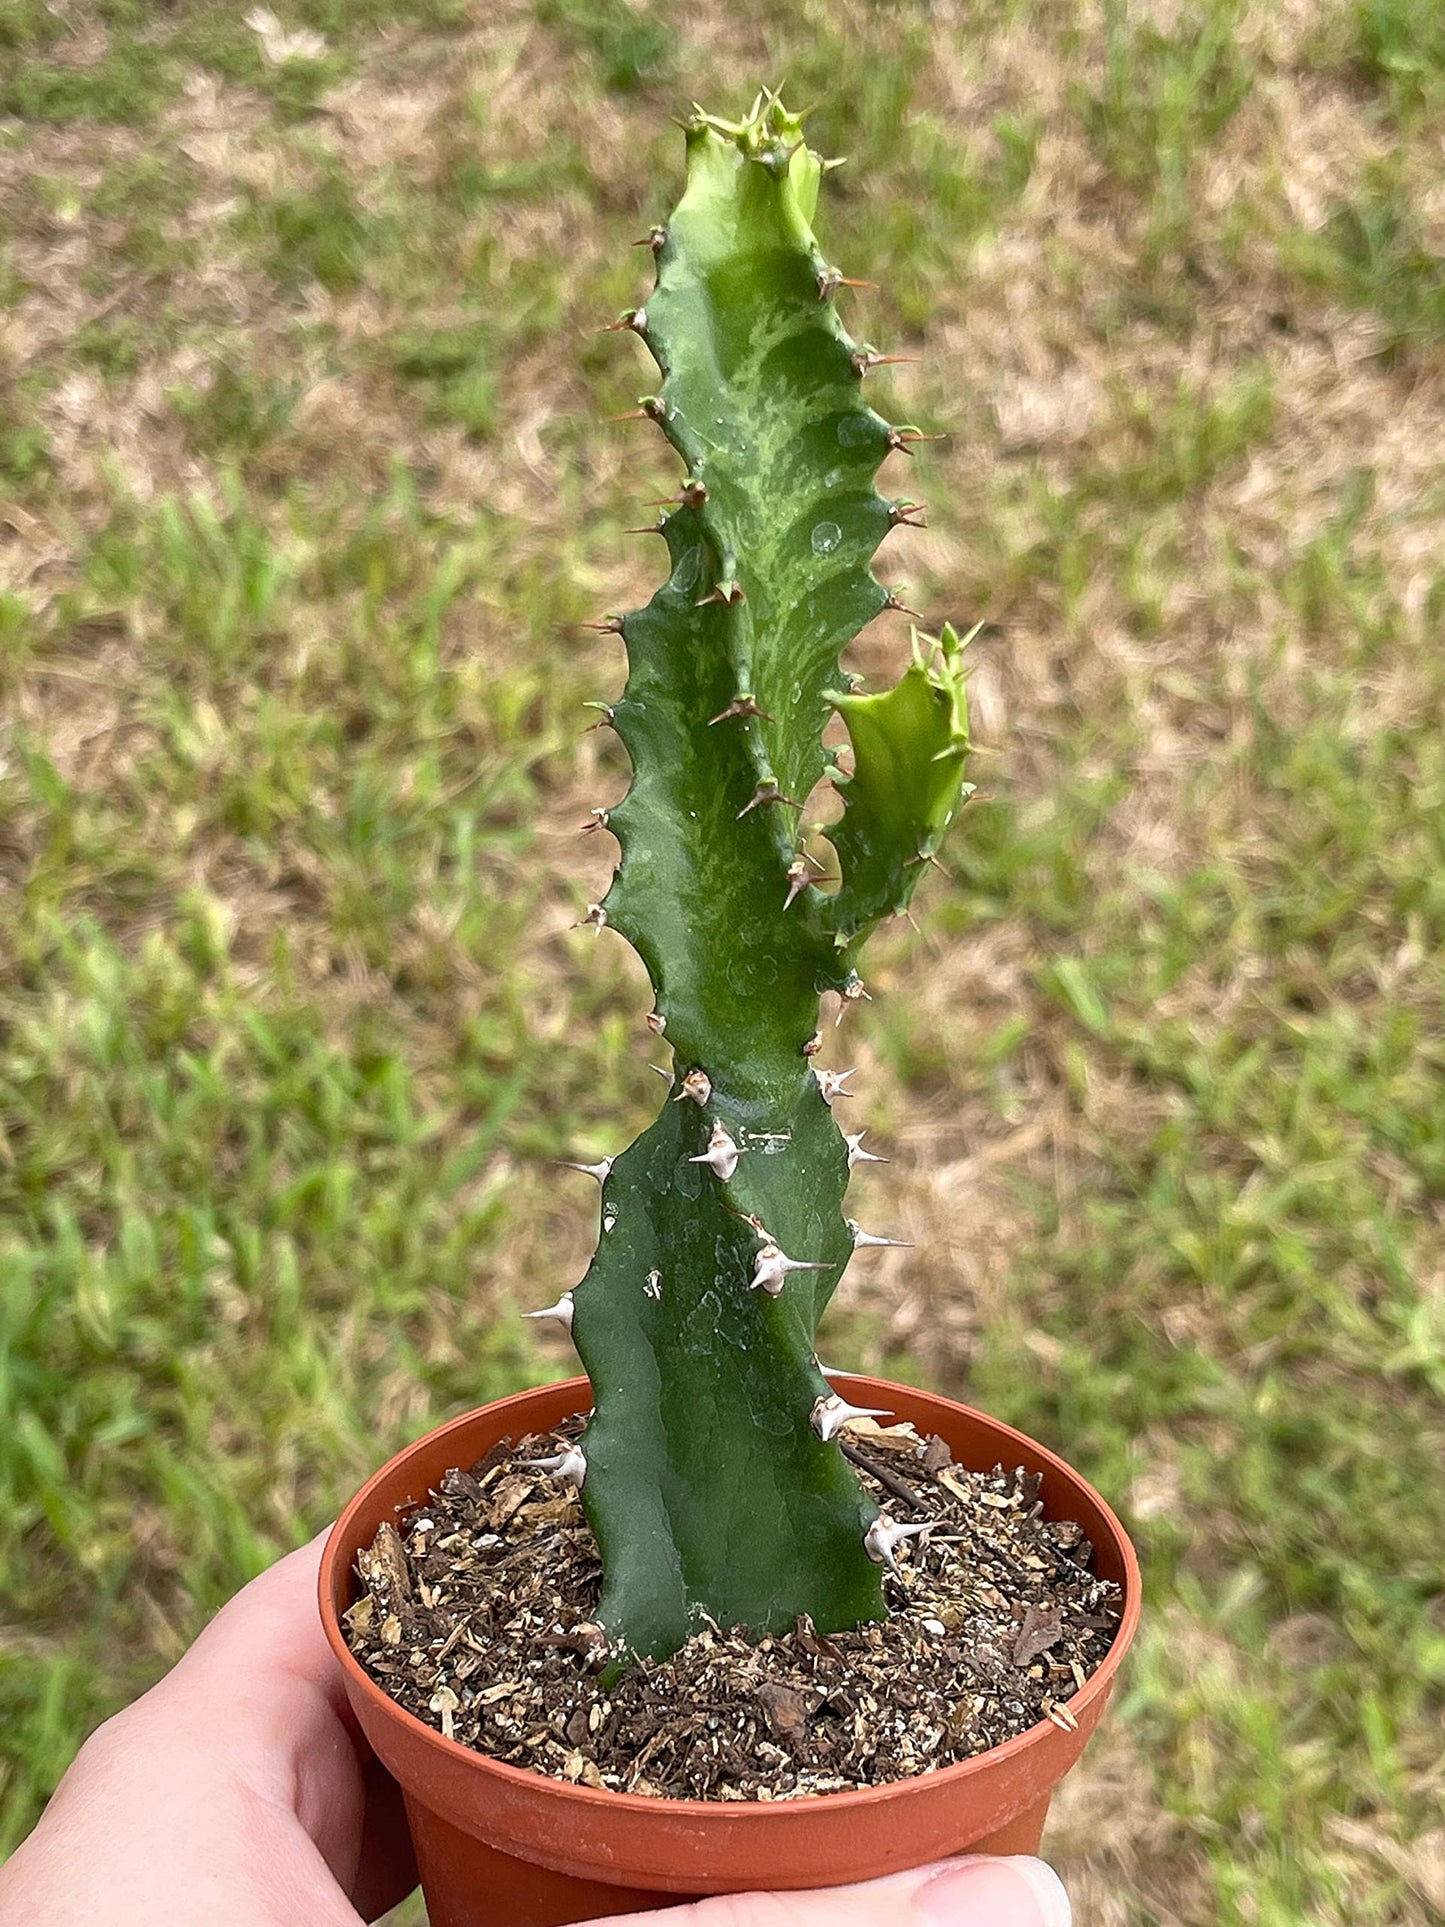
[{"x1": 320, "y1": 1373, "x2": 1142, "y2": 1820}]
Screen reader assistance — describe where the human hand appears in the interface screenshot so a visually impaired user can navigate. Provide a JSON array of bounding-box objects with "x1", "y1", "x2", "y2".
[
  {"x1": 0, "y1": 1531, "x2": 417, "y2": 1927},
  {"x1": 0, "y1": 1535, "x2": 1069, "y2": 1926}
]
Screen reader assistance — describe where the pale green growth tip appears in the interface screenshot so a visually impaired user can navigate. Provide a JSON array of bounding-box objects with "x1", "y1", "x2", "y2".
[
  {"x1": 680, "y1": 87, "x2": 822, "y2": 226},
  {"x1": 683, "y1": 86, "x2": 809, "y2": 155}
]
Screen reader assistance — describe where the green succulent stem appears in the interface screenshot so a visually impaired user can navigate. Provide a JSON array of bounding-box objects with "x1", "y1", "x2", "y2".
[{"x1": 566, "y1": 94, "x2": 972, "y2": 1665}]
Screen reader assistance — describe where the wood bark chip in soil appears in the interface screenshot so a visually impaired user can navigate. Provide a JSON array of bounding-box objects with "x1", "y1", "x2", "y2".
[{"x1": 345, "y1": 1414, "x2": 1122, "y2": 1802}]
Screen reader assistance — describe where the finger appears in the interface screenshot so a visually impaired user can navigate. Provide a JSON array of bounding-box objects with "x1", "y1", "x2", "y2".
[
  {"x1": 166, "y1": 1534, "x2": 417, "y2": 1916},
  {"x1": 93, "y1": 1537, "x2": 353, "y2": 1875},
  {"x1": 593, "y1": 1856, "x2": 1070, "y2": 1927},
  {"x1": 111, "y1": 1534, "x2": 340, "y2": 1783},
  {"x1": 0, "y1": 1709, "x2": 367, "y2": 1927},
  {"x1": 351, "y1": 1757, "x2": 420, "y2": 1923},
  {"x1": 165, "y1": 1531, "x2": 341, "y2": 1719}
]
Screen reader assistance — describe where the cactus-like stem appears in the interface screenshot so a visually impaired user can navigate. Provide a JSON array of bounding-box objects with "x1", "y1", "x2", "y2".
[{"x1": 565, "y1": 94, "x2": 972, "y2": 1664}]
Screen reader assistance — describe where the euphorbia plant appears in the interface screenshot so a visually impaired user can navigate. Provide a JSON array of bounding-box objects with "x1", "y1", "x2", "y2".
[{"x1": 540, "y1": 92, "x2": 972, "y2": 1666}]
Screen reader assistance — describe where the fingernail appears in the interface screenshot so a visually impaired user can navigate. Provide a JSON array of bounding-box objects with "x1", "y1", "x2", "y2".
[{"x1": 914, "y1": 1855, "x2": 1071, "y2": 1927}]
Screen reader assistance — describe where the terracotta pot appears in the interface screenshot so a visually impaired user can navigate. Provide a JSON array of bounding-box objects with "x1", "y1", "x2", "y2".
[{"x1": 320, "y1": 1376, "x2": 1141, "y2": 1927}]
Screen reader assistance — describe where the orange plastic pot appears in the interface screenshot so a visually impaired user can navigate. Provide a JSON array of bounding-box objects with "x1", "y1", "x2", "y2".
[{"x1": 320, "y1": 1376, "x2": 1140, "y2": 1927}]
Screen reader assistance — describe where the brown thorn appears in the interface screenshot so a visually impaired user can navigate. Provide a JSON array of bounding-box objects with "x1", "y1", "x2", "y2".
[
  {"x1": 884, "y1": 591, "x2": 925, "y2": 619},
  {"x1": 887, "y1": 428, "x2": 946, "y2": 453},
  {"x1": 819, "y1": 267, "x2": 882, "y2": 299},
  {"x1": 696, "y1": 579, "x2": 745, "y2": 608},
  {"x1": 738, "y1": 782, "x2": 801, "y2": 818},
  {"x1": 708, "y1": 694, "x2": 775, "y2": 725},
  {"x1": 889, "y1": 501, "x2": 928, "y2": 528},
  {"x1": 852, "y1": 348, "x2": 921, "y2": 377},
  {"x1": 605, "y1": 409, "x2": 649, "y2": 424},
  {"x1": 906, "y1": 850, "x2": 953, "y2": 878},
  {"x1": 581, "y1": 616, "x2": 624, "y2": 633},
  {"x1": 623, "y1": 521, "x2": 667, "y2": 536},
  {"x1": 633, "y1": 226, "x2": 666, "y2": 250}
]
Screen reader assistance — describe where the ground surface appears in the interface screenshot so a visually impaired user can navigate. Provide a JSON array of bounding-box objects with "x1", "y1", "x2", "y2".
[{"x1": 1, "y1": 2, "x2": 1442, "y2": 1922}]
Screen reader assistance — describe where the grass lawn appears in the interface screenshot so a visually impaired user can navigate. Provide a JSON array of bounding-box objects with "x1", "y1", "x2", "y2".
[{"x1": 2, "y1": 1, "x2": 1443, "y2": 1921}]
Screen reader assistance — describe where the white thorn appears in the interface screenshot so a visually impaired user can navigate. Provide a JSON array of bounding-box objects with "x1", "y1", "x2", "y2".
[
  {"x1": 575, "y1": 903, "x2": 608, "y2": 932},
  {"x1": 814, "y1": 1066, "x2": 856, "y2": 1104},
  {"x1": 835, "y1": 979, "x2": 871, "y2": 1024},
  {"x1": 524, "y1": 1291, "x2": 575, "y2": 1331},
  {"x1": 844, "y1": 1131, "x2": 888, "y2": 1167},
  {"x1": 644, "y1": 1268, "x2": 662, "y2": 1299},
  {"x1": 557, "y1": 1158, "x2": 613, "y2": 1183},
  {"x1": 848, "y1": 1219, "x2": 912, "y2": 1249},
  {"x1": 649, "y1": 1063, "x2": 675, "y2": 1084},
  {"x1": 533, "y1": 1445, "x2": 587, "y2": 1489},
  {"x1": 784, "y1": 858, "x2": 809, "y2": 909},
  {"x1": 645, "y1": 1011, "x2": 667, "y2": 1034},
  {"x1": 675, "y1": 1068, "x2": 712, "y2": 1107},
  {"x1": 864, "y1": 1514, "x2": 931, "y2": 1570},
  {"x1": 603, "y1": 1210, "x2": 617, "y2": 1232},
  {"x1": 750, "y1": 1241, "x2": 829, "y2": 1297},
  {"x1": 811, "y1": 1392, "x2": 891, "y2": 1442},
  {"x1": 688, "y1": 1119, "x2": 743, "y2": 1181}
]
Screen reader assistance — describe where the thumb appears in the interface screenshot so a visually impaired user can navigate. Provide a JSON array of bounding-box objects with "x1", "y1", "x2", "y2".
[{"x1": 595, "y1": 1855, "x2": 1070, "y2": 1926}]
